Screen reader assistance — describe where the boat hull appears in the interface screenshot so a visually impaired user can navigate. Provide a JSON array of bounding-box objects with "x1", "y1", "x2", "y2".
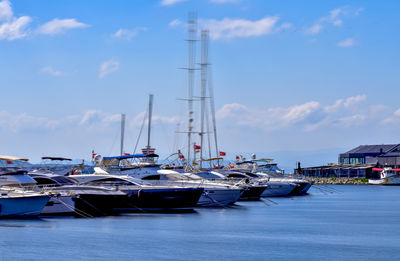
[
  {"x1": 112, "y1": 187, "x2": 203, "y2": 212},
  {"x1": 369, "y1": 177, "x2": 400, "y2": 185},
  {"x1": 0, "y1": 194, "x2": 50, "y2": 218},
  {"x1": 290, "y1": 181, "x2": 312, "y2": 195},
  {"x1": 262, "y1": 182, "x2": 296, "y2": 197},
  {"x1": 197, "y1": 188, "x2": 243, "y2": 207},
  {"x1": 239, "y1": 185, "x2": 268, "y2": 201}
]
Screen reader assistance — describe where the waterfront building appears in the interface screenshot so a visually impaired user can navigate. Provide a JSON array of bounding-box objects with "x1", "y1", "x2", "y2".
[{"x1": 296, "y1": 144, "x2": 400, "y2": 178}]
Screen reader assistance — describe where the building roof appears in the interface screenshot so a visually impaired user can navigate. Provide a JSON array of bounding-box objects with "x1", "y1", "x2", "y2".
[{"x1": 345, "y1": 144, "x2": 400, "y2": 154}]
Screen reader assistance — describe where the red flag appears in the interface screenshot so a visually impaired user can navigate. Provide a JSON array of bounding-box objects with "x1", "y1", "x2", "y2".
[
  {"x1": 235, "y1": 155, "x2": 240, "y2": 160},
  {"x1": 179, "y1": 154, "x2": 185, "y2": 159},
  {"x1": 194, "y1": 145, "x2": 201, "y2": 150},
  {"x1": 219, "y1": 151, "x2": 226, "y2": 156},
  {"x1": 6, "y1": 160, "x2": 12, "y2": 164},
  {"x1": 92, "y1": 153, "x2": 98, "y2": 159}
]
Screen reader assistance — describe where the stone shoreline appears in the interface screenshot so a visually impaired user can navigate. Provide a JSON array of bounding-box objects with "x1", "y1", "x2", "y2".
[{"x1": 306, "y1": 177, "x2": 369, "y2": 185}]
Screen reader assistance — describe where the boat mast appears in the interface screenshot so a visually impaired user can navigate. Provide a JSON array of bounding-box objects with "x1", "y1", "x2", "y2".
[
  {"x1": 120, "y1": 113, "x2": 126, "y2": 156},
  {"x1": 208, "y1": 58, "x2": 219, "y2": 164},
  {"x1": 199, "y1": 30, "x2": 209, "y2": 169},
  {"x1": 186, "y1": 13, "x2": 197, "y2": 170},
  {"x1": 146, "y1": 94, "x2": 154, "y2": 150}
]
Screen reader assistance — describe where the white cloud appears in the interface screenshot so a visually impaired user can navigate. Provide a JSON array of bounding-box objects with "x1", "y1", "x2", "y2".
[
  {"x1": 0, "y1": 111, "x2": 60, "y2": 132},
  {"x1": 216, "y1": 95, "x2": 374, "y2": 132},
  {"x1": 40, "y1": 66, "x2": 63, "y2": 76},
  {"x1": 0, "y1": 1, "x2": 31, "y2": 40},
  {"x1": 305, "y1": 7, "x2": 362, "y2": 36},
  {"x1": 217, "y1": 101, "x2": 320, "y2": 131},
  {"x1": 112, "y1": 29, "x2": 137, "y2": 40},
  {"x1": 0, "y1": 0, "x2": 12, "y2": 21},
  {"x1": 343, "y1": 94, "x2": 365, "y2": 107},
  {"x1": 202, "y1": 16, "x2": 279, "y2": 40},
  {"x1": 79, "y1": 110, "x2": 120, "y2": 126},
  {"x1": 304, "y1": 23, "x2": 323, "y2": 35},
  {"x1": 337, "y1": 37, "x2": 356, "y2": 47},
  {"x1": 0, "y1": 15, "x2": 31, "y2": 40},
  {"x1": 322, "y1": 8, "x2": 345, "y2": 26},
  {"x1": 37, "y1": 18, "x2": 88, "y2": 35},
  {"x1": 169, "y1": 19, "x2": 182, "y2": 28},
  {"x1": 160, "y1": 0, "x2": 187, "y2": 6},
  {"x1": 99, "y1": 60, "x2": 119, "y2": 79}
]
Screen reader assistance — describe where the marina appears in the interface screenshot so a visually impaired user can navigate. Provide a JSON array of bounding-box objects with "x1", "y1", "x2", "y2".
[
  {"x1": 0, "y1": 0, "x2": 399, "y2": 260},
  {"x1": 1, "y1": 185, "x2": 400, "y2": 260}
]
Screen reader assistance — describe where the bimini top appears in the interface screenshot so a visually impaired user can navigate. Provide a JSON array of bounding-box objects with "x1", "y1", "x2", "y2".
[
  {"x1": 0, "y1": 155, "x2": 29, "y2": 162},
  {"x1": 197, "y1": 157, "x2": 224, "y2": 162},
  {"x1": 103, "y1": 154, "x2": 159, "y2": 160},
  {"x1": 41, "y1": 157, "x2": 72, "y2": 161}
]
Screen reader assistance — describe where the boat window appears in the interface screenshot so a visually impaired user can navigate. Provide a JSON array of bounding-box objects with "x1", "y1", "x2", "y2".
[
  {"x1": 193, "y1": 172, "x2": 221, "y2": 179},
  {"x1": 142, "y1": 175, "x2": 161, "y2": 180},
  {"x1": 52, "y1": 176, "x2": 77, "y2": 185},
  {"x1": 33, "y1": 177, "x2": 58, "y2": 186},
  {"x1": 227, "y1": 174, "x2": 247, "y2": 178},
  {"x1": 86, "y1": 178, "x2": 134, "y2": 186}
]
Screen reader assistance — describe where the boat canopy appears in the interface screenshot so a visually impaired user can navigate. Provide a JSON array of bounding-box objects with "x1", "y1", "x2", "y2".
[
  {"x1": 197, "y1": 157, "x2": 223, "y2": 162},
  {"x1": 0, "y1": 155, "x2": 29, "y2": 161},
  {"x1": 252, "y1": 158, "x2": 273, "y2": 163},
  {"x1": 103, "y1": 154, "x2": 159, "y2": 160},
  {"x1": 41, "y1": 157, "x2": 72, "y2": 161}
]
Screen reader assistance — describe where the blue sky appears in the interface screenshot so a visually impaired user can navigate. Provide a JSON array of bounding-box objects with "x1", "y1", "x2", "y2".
[{"x1": 0, "y1": 0, "x2": 399, "y2": 169}]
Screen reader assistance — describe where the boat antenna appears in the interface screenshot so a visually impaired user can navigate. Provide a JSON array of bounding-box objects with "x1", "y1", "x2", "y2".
[{"x1": 120, "y1": 113, "x2": 126, "y2": 156}]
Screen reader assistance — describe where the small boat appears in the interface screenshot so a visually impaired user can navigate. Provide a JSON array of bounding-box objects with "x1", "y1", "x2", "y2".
[
  {"x1": 369, "y1": 167, "x2": 400, "y2": 185},
  {"x1": 0, "y1": 188, "x2": 50, "y2": 218}
]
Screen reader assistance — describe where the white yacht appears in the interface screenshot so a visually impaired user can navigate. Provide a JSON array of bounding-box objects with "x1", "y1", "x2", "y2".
[{"x1": 146, "y1": 170, "x2": 244, "y2": 207}]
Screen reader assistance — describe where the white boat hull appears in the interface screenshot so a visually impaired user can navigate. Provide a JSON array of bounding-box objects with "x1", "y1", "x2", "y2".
[{"x1": 369, "y1": 177, "x2": 400, "y2": 185}]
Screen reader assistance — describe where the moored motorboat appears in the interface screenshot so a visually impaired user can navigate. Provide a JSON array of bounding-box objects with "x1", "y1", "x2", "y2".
[
  {"x1": 369, "y1": 167, "x2": 400, "y2": 185},
  {"x1": 0, "y1": 188, "x2": 50, "y2": 218},
  {"x1": 71, "y1": 171, "x2": 203, "y2": 211}
]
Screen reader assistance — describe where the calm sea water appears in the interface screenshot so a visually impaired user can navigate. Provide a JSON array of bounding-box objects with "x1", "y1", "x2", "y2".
[{"x1": 1, "y1": 185, "x2": 399, "y2": 261}]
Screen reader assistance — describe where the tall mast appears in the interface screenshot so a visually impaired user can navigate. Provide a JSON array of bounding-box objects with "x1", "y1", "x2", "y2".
[
  {"x1": 146, "y1": 94, "x2": 154, "y2": 149},
  {"x1": 208, "y1": 60, "x2": 219, "y2": 164},
  {"x1": 186, "y1": 12, "x2": 197, "y2": 169},
  {"x1": 120, "y1": 113, "x2": 126, "y2": 156},
  {"x1": 199, "y1": 30, "x2": 209, "y2": 169}
]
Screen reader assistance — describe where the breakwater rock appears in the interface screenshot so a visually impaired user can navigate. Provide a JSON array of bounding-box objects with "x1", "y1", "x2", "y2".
[{"x1": 306, "y1": 177, "x2": 369, "y2": 185}]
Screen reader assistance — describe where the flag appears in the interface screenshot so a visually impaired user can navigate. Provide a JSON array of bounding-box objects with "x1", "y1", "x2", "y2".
[
  {"x1": 6, "y1": 160, "x2": 12, "y2": 164},
  {"x1": 194, "y1": 145, "x2": 201, "y2": 150},
  {"x1": 179, "y1": 154, "x2": 185, "y2": 159},
  {"x1": 92, "y1": 152, "x2": 98, "y2": 159},
  {"x1": 219, "y1": 151, "x2": 226, "y2": 156}
]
